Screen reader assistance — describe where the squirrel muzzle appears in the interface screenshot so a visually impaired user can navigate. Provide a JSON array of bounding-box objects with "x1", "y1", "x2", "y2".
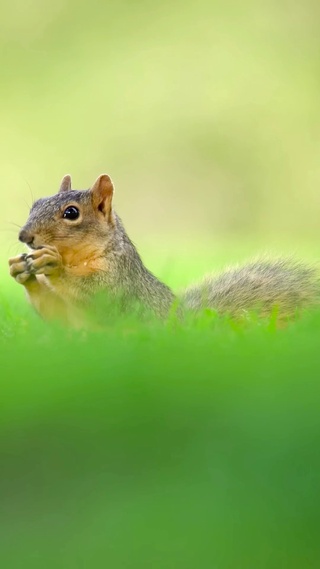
[{"x1": 19, "y1": 228, "x2": 35, "y2": 247}]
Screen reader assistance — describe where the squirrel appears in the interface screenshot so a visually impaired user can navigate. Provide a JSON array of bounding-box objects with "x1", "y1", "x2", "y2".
[{"x1": 8, "y1": 173, "x2": 320, "y2": 327}]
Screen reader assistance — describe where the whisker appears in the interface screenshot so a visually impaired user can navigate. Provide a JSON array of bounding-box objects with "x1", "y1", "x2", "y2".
[
  {"x1": 0, "y1": 228, "x2": 20, "y2": 234},
  {"x1": 20, "y1": 175, "x2": 35, "y2": 207},
  {"x1": 6, "y1": 242, "x2": 22, "y2": 257},
  {"x1": 23, "y1": 197, "x2": 31, "y2": 210},
  {"x1": 7, "y1": 221, "x2": 22, "y2": 229}
]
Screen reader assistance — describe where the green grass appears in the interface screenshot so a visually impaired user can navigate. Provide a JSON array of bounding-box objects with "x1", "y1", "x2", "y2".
[{"x1": 1, "y1": 259, "x2": 320, "y2": 569}]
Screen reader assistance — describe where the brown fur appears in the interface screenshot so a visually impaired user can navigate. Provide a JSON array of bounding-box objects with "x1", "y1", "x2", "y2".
[{"x1": 57, "y1": 241, "x2": 108, "y2": 277}]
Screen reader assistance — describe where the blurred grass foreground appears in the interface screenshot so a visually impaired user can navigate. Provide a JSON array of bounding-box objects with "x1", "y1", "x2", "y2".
[
  {"x1": 2, "y1": 0, "x2": 320, "y2": 567},
  {"x1": 1, "y1": 299, "x2": 320, "y2": 568}
]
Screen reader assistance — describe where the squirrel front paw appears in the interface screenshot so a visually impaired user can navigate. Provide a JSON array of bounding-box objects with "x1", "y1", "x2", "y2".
[
  {"x1": 9, "y1": 253, "x2": 34, "y2": 284},
  {"x1": 25, "y1": 246, "x2": 63, "y2": 276},
  {"x1": 9, "y1": 246, "x2": 63, "y2": 284}
]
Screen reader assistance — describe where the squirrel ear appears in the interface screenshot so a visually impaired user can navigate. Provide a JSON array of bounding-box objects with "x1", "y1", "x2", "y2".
[
  {"x1": 90, "y1": 174, "x2": 114, "y2": 217},
  {"x1": 59, "y1": 175, "x2": 72, "y2": 193}
]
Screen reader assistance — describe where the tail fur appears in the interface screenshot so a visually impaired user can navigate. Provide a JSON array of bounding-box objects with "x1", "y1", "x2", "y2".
[{"x1": 181, "y1": 257, "x2": 320, "y2": 317}]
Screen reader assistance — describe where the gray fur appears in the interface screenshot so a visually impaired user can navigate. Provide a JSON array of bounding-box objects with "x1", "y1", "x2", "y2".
[
  {"x1": 22, "y1": 189, "x2": 320, "y2": 319},
  {"x1": 84, "y1": 212, "x2": 175, "y2": 317},
  {"x1": 24, "y1": 189, "x2": 174, "y2": 317},
  {"x1": 182, "y1": 258, "x2": 320, "y2": 317}
]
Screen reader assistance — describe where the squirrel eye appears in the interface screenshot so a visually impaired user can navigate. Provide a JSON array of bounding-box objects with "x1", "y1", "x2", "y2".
[{"x1": 63, "y1": 206, "x2": 80, "y2": 220}]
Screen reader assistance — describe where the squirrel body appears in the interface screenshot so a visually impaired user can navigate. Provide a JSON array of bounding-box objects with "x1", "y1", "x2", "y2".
[{"x1": 9, "y1": 174, "x2": 320, "y2": 326}]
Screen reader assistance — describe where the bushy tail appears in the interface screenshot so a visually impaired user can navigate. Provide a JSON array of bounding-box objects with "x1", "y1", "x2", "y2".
[{"x1": 181, "y1": 257, "x2": 320, "y2": 318}]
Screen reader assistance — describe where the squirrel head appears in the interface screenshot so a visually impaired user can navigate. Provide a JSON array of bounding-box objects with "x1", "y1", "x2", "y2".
[{"x1": 19, "y1": 174, "x2": 115, "y2": 254}]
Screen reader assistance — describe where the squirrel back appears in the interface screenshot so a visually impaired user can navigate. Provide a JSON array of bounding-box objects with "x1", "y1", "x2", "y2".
[{"x1": 10, "y1": 173, "x2": 320, "y2": 325}]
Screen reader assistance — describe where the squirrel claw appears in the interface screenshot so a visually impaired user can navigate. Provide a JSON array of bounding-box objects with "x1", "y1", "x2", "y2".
[
  {"x1": 8, "y1": 248, "x2": 62, "y2": 284},
  {"x1": 25, "y1": 247, "x2": 63, "y2": 277},
  {"x1": 16, "y1": 272, "x2": 34, "y2": 284},
  {"x1": 9, "y1": 254, "x2": 34, "y2": 285}
]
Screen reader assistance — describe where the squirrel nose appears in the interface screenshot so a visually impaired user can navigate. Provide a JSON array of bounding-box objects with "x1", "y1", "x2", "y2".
[{"x1": 19, "y1": 229, "x2": 34, "y2": 246}]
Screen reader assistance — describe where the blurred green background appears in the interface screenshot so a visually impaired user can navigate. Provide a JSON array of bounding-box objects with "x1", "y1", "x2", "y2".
[
  {"x1": 2, "y1": 2, "x2": 320, "y2": 568},
  {"x1": 2, "y1": 0, "x2": 320, "y2": 260}
]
